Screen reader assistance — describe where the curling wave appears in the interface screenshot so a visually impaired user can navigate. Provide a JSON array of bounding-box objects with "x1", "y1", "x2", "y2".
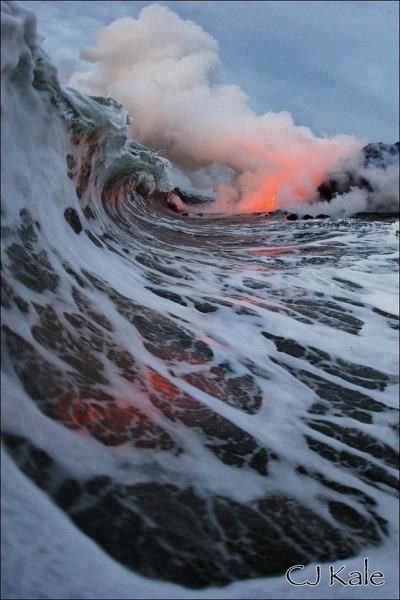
[{"x1": 1, "y1": 2, "x2": 399, "y2": 599}]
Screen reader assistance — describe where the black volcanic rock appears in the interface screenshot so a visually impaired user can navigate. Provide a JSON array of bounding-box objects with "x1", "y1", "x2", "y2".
[
  {"x1": 317, "y1": 173, "x2": 372, "y2": 202},
  {"x1": 286, "y1": 213, "x2": 298, "y2": 221},
  {"x1": 317, "y1": 141, "x2": 399, "y2": 202},
  {"x1": 362, "y1": 141, "x2": 399, "y2": 169},
  {"x1": 317, "y1": 179, "x2": 340, "y2": 201}
]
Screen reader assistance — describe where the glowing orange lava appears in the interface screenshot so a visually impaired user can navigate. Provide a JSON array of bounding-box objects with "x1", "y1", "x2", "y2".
[{"x1": 229, "y1": 138, "x2": 361, "y2": 214}]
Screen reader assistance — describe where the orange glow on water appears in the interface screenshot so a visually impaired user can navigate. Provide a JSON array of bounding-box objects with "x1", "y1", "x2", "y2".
[
  {"x1": 53, "y1": 393, "x2": 144, "y2": 446},
  {"x1": 148, "y1": 371, "x2": 180, "y2": 399}
]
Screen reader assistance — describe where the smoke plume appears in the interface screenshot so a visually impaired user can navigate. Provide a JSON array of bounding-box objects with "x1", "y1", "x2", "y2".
[{"x1": 69, "y1": 4, "x2": 379, "y2": 213}]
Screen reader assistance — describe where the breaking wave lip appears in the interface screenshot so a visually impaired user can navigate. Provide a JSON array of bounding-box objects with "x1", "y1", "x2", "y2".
[{"x1": 1, "y1": 2, "x2": 399, "y2": 599}]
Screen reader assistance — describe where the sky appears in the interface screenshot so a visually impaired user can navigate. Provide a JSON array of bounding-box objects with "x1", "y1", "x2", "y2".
[{"x1": 23, "y1": 0, "x2": 399, "y2": 144}]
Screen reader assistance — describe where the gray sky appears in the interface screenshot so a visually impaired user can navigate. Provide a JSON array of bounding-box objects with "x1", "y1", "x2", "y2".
[{"x1": 24, "y1": 0, "x2": 399, "y2": 143}]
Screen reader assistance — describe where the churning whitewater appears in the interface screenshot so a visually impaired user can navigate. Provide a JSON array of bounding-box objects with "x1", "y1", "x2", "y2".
[{"x1": 1, "y1": 2, "x2": 399, "y2": 599}]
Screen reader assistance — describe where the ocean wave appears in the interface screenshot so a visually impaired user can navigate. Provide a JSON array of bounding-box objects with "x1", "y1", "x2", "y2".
[{"x1": 1, "y1": 2, "x2": 399, "y2": 598}]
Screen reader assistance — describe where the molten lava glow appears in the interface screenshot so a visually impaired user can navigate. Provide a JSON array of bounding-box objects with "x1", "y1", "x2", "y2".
[
  {"x1": 221, "y1": 138, "x2": 362, "y2": 214},
  {"x1": 70, "y1": 4, "x2": 364, "y2": 216}
]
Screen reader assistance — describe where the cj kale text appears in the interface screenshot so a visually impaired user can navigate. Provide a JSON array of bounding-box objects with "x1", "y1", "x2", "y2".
[{"x1": 286, "y1": 558, "x2": 385, "y2": 587}]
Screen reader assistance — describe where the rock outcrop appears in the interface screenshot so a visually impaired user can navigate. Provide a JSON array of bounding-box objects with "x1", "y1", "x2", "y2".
[{"x1": 317, "y1": 141, "x2": 399, "y2": 202}]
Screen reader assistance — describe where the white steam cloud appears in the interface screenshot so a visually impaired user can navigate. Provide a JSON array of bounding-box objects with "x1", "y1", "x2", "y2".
[
  {"x1": 69, "y1": 4, "x2": 395, "y2": 214},
  {"x1": 311, "y1": 169, "x2": 399, "y2": 217}
]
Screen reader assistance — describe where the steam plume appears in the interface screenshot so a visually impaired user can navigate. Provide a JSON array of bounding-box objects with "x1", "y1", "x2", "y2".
[{"x1": 69, "y1": 4, "x2": 379, "y2": 213}]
